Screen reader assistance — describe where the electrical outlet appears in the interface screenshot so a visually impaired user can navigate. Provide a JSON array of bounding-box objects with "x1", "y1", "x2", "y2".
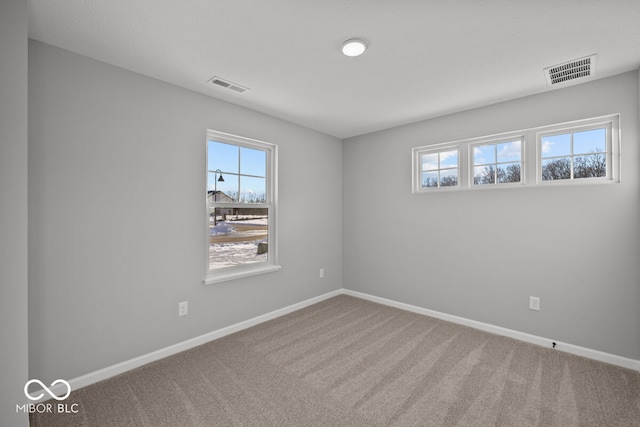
[
  {"x1": 529, "y1": 296, "x2": 540, "y2": 311},
  {"x1": 178, "y1": 301, "x2": 188, "y2": 316},
  {"x1": 319, "y1": 268, "x2": 325, "y2": 279}
]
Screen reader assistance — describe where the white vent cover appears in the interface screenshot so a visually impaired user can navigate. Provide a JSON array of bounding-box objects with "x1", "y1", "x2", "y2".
[
  {"x1": 208, "y1": 76, "x2": 249, "y2": 93},
  {"x1": 544, "y1": 55, "x2": 597, "y2": 86}
]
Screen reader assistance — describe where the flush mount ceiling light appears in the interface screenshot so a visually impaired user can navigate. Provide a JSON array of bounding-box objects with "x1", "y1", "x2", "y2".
[{"x1": 341, "y1": 38, "x2": 367, "y2": 57}]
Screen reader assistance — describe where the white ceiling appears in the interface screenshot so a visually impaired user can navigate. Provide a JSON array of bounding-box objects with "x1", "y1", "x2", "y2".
[{"x1": 28, "y1": 0, "x2": 640, "y2": 139}]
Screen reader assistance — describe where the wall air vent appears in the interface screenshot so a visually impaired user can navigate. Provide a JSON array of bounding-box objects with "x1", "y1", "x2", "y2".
[
  {"x1": 208, "y1": 76, "x2": 249, "y2": 93},
  {"x1": 544, "y1": 55, "x2": 597, "y2": 86}
]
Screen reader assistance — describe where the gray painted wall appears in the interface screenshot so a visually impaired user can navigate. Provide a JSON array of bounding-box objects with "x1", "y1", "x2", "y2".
[
  {"x1": 343, "y1": 71, "x2": 640, "y2": 360},
  {"x1": 0, "y1": 0, "x2": 29, "y2": 425},
  {"x1": 22, "y1": 35, "x2": 640, "y2": 396},
  {"x1": 28, "y1": 41, "x2": 343, "y2": 383}
]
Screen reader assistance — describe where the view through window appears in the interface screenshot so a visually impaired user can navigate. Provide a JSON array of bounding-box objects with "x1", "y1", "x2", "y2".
[
  {"x1": 420, "y1": 148, "x2": 459, "y2": 188},
  {"x1": 412, "y1": 114, "x2": 618, "y2": 193},
  {"x1": 540, "y1": 127, "x2": 607, "y2": 181},
  {"x1": 472, "y1": 139, "x2": 523, "y2": 185},
  {"x1": 206, "y1": 131, "x2": 276, "y2": 277}
]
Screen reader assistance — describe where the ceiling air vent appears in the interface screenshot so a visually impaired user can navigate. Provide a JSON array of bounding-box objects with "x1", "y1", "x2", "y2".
[
  {"x1": 208, "y1": 76, "x2": 249, "y2": 93},
  {"x1": 544, "y1": 55, "x2": 597, "y2": 86}
]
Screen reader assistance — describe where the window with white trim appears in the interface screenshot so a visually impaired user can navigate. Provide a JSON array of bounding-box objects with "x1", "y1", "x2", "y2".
[
  {"x1": 415, "y1": 146, "x2": 460, "y2": 190},
  {"x1": 412, "y1": 114, "x2": 619, "y2": 193},
  {"x1": 472, "y1": 138, "x2": 524, "y2": 186},
  {"x1": 538, "y1": 123, "x2": 613, "y2": 183},
  {"x1": 205, "y1": 130, "x2": 280, "y2": 284}
]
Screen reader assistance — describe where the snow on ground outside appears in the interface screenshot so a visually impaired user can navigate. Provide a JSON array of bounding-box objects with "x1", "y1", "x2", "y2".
[
  {"x1": 210, "y1": 222, "x2": 237, "y2": 235},
  {"x1": 225, "y1": 217, "x2": 268, "y2": 226},
  {"x1": 209, "y1": 240, "x2": 267, "y2": 269},
  {"x1": 209, "y1": 217, "x2": 268, "y2": 268}
]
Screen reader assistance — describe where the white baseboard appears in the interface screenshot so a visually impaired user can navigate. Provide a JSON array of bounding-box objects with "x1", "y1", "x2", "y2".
[
  {"x1": 43, "y1": 286, "x2": 638, "y2": 399},
  {"x1": 343, "y1": 289, "x2": 640, "y2": 372},
  {"x1": 44, "y1": 289, "x2": 342, "y2": 399}
]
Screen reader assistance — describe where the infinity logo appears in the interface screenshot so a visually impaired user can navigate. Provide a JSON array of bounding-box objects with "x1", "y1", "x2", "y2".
[{"x1": 24, "y1": 379, "x2": 71, "y2": 401}]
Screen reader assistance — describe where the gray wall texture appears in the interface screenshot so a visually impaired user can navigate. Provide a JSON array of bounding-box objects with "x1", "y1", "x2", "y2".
[
  {"x1": 28, "y1": 41, "x2": 343, "y2": 383},
  {"x1": 22, "y1": 35, "x2": 640, "y2": 394},
  {"x1": 343, "y1": 71, "x2": 640, "y2": 360},
  {"x1": 0, "y1": 1, "x2": 29, "y2": 426}
]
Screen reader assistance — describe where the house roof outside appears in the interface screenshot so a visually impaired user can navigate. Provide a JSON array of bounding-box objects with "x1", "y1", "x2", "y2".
[{"x1": 207, "y1": 190, "x2": 234, "y2": 203}]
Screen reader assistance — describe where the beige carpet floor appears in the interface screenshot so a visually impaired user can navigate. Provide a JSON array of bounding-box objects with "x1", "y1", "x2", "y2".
[{"x1": 31, "y1": 295, "x2": 640, "y2": 426}]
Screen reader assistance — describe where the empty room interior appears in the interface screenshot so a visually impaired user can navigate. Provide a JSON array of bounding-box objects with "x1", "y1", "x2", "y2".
[{"x1": 3, "y1": 1, "x2": 640, "y2": 426}]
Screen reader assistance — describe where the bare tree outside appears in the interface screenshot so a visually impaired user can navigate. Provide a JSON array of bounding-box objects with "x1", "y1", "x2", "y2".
[
  {"x1": 422, "y1": 176, "x2": 438, "y2": 188},
  {"x1": 542, "y1": 149, "x2": 605, "y2": 180},
  {"x1": 498, "y1": 163, "x2": 521, "y2": 183},
  {"x1": 474, "y1": 165, "x2": 496, "y2": 185},
  {"x1": 420, "y1": 149, "x2": 459, "y2": 189},
  {"x1": 574, "y1": 151, "x2": 606, "y2": 178},
  {"x1": 473, "y1": 140, "x2": 522, "y2": 185},
  {"x1": 440, "y1": 175, "x2": 458, "y2": 187},
  {"x1": 422, "y1": 174, "x2": 458, "y2": 188},
  {"x1": 542, "y1": 158, "x2": 572, "y2": 180}
]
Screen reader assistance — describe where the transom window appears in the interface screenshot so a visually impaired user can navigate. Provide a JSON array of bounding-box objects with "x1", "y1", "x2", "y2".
[
  {"x1": 417, "y1": 148, "x2": 459, "y2": 189},
  {"x1": 472, "y1": 139, "x2": 523, "y2": 186},
  {"x1": 412, "y1": 114, "x2": 619, "y2": 193},
  {"x1": 205, "y1": 130, "x2": 280, "y2": 284},
  {"x1": 539, "y1": 127, "x2": 608, "y2": 181}
]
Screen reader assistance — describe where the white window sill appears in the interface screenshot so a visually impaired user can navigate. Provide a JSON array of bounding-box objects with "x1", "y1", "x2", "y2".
[
  {"x1": 413, "y1": 176, "x2": 618, "y2": 194},
  {"x1": 204, "y1": 264, "x2": 282, "y2": 285}
]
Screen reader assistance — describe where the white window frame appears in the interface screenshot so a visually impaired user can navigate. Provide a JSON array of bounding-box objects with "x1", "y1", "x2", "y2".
[
  {"x1": 412, "y1": 114, "x2": 620, "y2": 193},
  {"x1": 470, "y1": 136, "x2": 525, "y2": 188},
  {"x1": 535, "y1": 115, "x2": 620, "y2": 185},
  {"x1": 204, "y1": 130, "x2": 280, "y2": 285},
  {"x1": 412, "y1": 144, "x2": 462, "y2": 193}
]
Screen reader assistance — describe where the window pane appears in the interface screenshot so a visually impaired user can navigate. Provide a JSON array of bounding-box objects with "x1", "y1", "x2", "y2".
[
  {"x1": 474, "y1": 144, "x2": 495, "y2": 165},
  {"x1": 208, "y1": 172, "x2": 235, "y2": 202},
  {"x1": 574, "y1": 154, "x2": 606, "y2": 179},
  {"x1": 439, "y1": 150, "x2": 458, "y2": 168},
  {"x1": 240, "y1": 147, "x2": 266, "y2": 177},
  {"x1": 574, "y1": 128, "x2": 606, "y2": 155},
  {"x1": 209, "y1": 207, "x2": 269, "y2": 269},
  {"x1": 439, "y1": 169, "x2": 458, "y2": 187},
  {"x1": 240, "y1": 176, "x2": 267, "y2": 203},
  {"x1": 497, "y1": 140, "x2": 521, "y2": 163},
  {"x1": 209, "y1": 172, "x2": 238, "y2": 202},
  {"x1": 421, "y1": 153, "x2": 438, "y2": 171},
  {"x1": 474, "y1": 165, "x2": 495, "y2": 185},
  {"x1": 208, "y1": 140, "x2": 239, "y2": 173},
  {"x1": 541, "y1": 134, "x2": 571, "y2": 158},
  {"x1": 422, "y1": 171, "x2": 438, "y2": 188},
  {"x1": 497, "y1": 162, "x2": 521, "y2": 183},
  {"x1": 541, "y1": 158, "x2": 571, "y2": 180}
]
